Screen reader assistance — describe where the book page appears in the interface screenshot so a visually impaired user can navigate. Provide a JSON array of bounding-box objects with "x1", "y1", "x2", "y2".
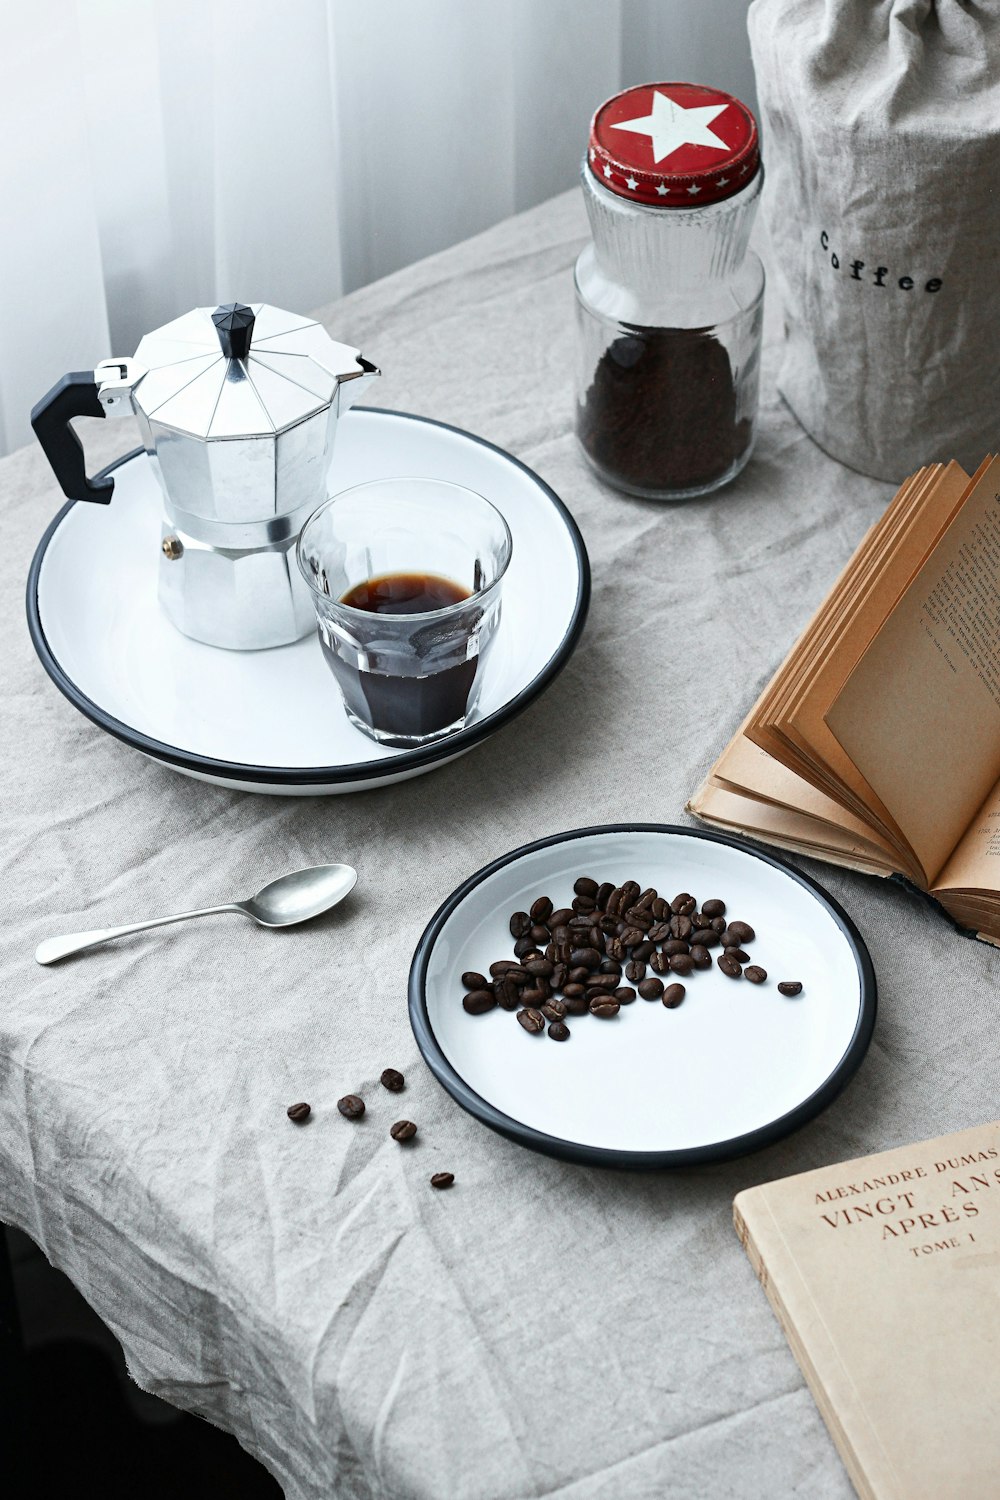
[
  {"x1": 826, "y1": 459, "x2": 1000, "y2": 887},
  {"x1": 932, "y1": 776, "x2": 1000, "y2": 897}
]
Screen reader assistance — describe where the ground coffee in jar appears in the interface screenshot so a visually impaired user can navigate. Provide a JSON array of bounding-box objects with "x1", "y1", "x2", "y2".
[{"x1": 574, "y1": 83, "x2": 764, "y2": 500}]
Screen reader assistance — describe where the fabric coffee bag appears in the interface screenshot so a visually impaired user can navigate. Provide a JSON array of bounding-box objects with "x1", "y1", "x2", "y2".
[{"x1": 749, "y1": 0, "x2": 1000, "y2": 481}]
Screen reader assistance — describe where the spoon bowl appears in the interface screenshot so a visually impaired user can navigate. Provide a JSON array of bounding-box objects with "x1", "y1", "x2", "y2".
[{"x1": 240, "y1": 864, "x2": 358, "y2": 926}]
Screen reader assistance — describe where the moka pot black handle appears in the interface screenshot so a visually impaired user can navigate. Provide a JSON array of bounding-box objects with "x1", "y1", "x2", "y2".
[{"x1": 31, "y1": 371, "x2": 115, "y2": 504}]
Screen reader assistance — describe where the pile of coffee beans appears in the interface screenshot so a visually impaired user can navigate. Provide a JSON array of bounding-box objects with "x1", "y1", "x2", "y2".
[{"x1": 461, "y1": 877, "x2": 804, "y2": 1041}]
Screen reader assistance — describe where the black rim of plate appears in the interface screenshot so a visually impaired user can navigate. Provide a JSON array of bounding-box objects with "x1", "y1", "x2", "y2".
[
  {"x1": 409, "y1": 823, "x2": 878, "y2": 1169},
  {"x1": 25, "y1": 408, "x2": 591, "y2": 787}
]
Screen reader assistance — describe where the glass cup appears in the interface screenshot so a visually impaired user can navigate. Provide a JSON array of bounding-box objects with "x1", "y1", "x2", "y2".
[{"x1": 296, "y1": 478, "x2": 512, "y2": 748}]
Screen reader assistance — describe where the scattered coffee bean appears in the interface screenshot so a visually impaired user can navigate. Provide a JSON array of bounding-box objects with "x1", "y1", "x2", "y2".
[
  {"x1": 509, "y1": 911, "x2": 531, "y2": 938},
  {"x1": 461, "y1": 971, "x2": 489, "y2": 991},
  {"x1": 744, "y1": 966, "x2": 767, "y2": 984},
  {"x1": 540, "y1": 1000, "x2": 567, "y2": 1021},
  {"x1": 778, "y1": 980, "x2": 803, "y2": 996},
  {"x1": 589, "y1": 998, "x2": 620, "y2": 1018},
  {"x1": 725, "y1": 947, "x2": 751, "y2": 964},
  {"x1": 380, "y1": 1069, "x2": 405, "y2": 1093},
  {"x1": 517, "y1": 1007, "x2": 545, "y2": 1033},
  {"x1": 625, "y1": 958, "x2": 646, "y2": 982},
  {"x1": 691, "y1": 928, "x2": 718, "y2": 948},
  {"x1": 649, "y1": 951, "x2": 671, "y2": 974},
  {"x1": 632, "y1": 940, "x2": 655, "y2": 962},
  {"x1": 390, "y1": 1120, "x2": 417, "y2": 1142},
  {"x1": 701, "y1": 898, "x2": 726, "y2": 918},
  {"x1": 670, "y1": 953, "x2": 694, "y2": 975},
  {"x1": 463, "y1": 989, "x2": 497, "y2": 1014},
  {"x1": 727, "y1": 920, "x2": 756, "y2": 945},
  {"x1": 717, "y1": 954, "x2": 742, "y2": 978},
  {"x1": 337, "y1": 1094, "x2": 365, "y2": 1119},
  {"x1": 690, "y1": 945, "x2": 712, "y2": 970},
  {"x1": 574, "y1": 876, "x2": 599, "y2": 899},
  {"x1": 710, "y1": 916, "x2": 727, "y2": 934},
  {"x1": 614, "y1": 986, "x2": 637, "y2": 1004},
  {"x1": 564, "y1": 994, "x2": 589, "y2": 1015},
  {"x1": 430, "y1": 1172, "x2": 454, "y2": 1189},
  {"x1": 638, "y1": 977, "x2": 664, "y2": 1000},
  {"x1": 286, "y1": 1102, "x2": 311, "y2": 1123},
  {"x1": 530, "y1": 896, "x2": 553, "y2": 923},
  {"x1": 548, "y1": 1021, "x2": 571, "y2": 1041},
  {"x1": 670, "y1": 892, "x2": 694, "y2": 914},
  {"x1": 663, "y1": 938, "x2": 690, "y2": 956},
  {"x1": 521, "y1": 983, "x2": 549, "y2": 1005},
  {"x1": 662, "y1": 983, "x2": 686, "y2": 1008},
  {"x1": 513, "y1": 934, "x2": 538, "y2": 958}
]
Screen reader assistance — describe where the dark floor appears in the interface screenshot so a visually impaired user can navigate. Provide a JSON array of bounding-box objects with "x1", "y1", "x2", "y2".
[{"x1": 6, "y1": 1226, "x2": 282, "y2": 1497}]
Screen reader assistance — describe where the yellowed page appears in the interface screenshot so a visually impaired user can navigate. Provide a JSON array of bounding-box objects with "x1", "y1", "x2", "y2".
[
  {"x1": 688, "y1": 781, "x2": 899, "y2": 877},
  {"x1": 932, "y1": 776, "x2": 1000, "y2": 897},
  {"x1": 827, "y1": 457, "x2": 1000, "y2": 886}
]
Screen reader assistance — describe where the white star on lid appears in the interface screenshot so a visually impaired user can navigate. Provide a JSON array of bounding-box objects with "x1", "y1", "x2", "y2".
[
  {"x1": 687, "y1": 183, "x2": 702, "y2": 195},
  {"x1": 655, "y1": 183, "x2": 669, "y2": 196},
  {"x1": 610, "y1": 89, "x2": 729, "y2": 165},
  {"x1": 625, "y1": 175, "x2": 638, "y2": 190},
  {"x1": 716, "y1": 176, "x2": 730, "y2": 187},
  {"x1": 603, "y1": 163, "x2": 613, "y2": 179}
]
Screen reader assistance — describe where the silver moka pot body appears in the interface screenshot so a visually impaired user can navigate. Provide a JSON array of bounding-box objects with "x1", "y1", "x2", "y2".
[{"x1": 32, "y1": 301, "x2": 380, "y2": 650}]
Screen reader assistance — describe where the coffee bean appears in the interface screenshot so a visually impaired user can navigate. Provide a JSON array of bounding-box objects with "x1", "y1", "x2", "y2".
[
  {"x1": 701, "y1": 899, "x2": 726, "y2": 919},
  {"x1": 598, "y1": 913, "x2": 619, "y2": 934},
  {"x1": 727, "y1": 920, "x2": 755, "y2": 944},
  {"x1": 649, "y1": 951, "x2": 671, "y2": 975},
  {"x1": 690, "y1": 945, "x2": 712, "y2": 970},
  {"x1": 599, "y1": 958, "x2": 622, "y2": 976},
  {"x1": 286, "y1": 1102, "x2": 311, "y2": 1123},
  {"x1": 548, "y1": 1021, "x2": 571, "y2": 1041},
  {"x1": 521, "y1": 983, "x2": 550, "y2": 1005},
  {"x1": 461, "y1": 971, "x2": 489, "y2": 991},
  {"x1": 691, "y1": 928, "x2": 718, "y2": 948},
  {"x1": 497, "y1": 979, "x2": 521, "y2": 1010},
  {"x1": 569, "y1": 967, "x2": 590, "y2": 984},
  {"x1": 632, "y1": 940, "x2": 655, "y2": 962},
  {"x1": 744, "y1": 966, "x2": 767, "y2": 984},
  {"x1": 570, "y1": 947, "x2": 602, "y2": 969},
  {"x1": 513, "y1": 935, "x2": 538, "y2": 958},
  {"x1": 606, "y1": 886, "x2": 626, "y2": 915},
  {"x1": 463, "y1": 990, "x2": 497, "y2": 1014},
  {"x1": 669, "y1": 914, "x2": 693, "y2": 940},
  {"x1": 670, "y1": 953, "x2": 694, "y2": 975},
  {"x1": 564, "y1": 995, "x2": 589, "y2": 1015},
  {"x1": 509, "y1": 911, "x2": 531, "y2": 938},
  {"x1": 635, "y1": 887, "x2": 657, "y2": 910},
  {"x1": 588, "y1": 925, "x2": 605, "y2": 949},
  {"x1": 517, "y1": 1007, "x2": 545, "y2": 1033},
  {"x1": 490, "y1": 960, "x2": 517, "y2": 977},
  {"x1": 663, "y1": 939, "x2": 690, "y2": 956},
  {"x1": 725, "y1": 947, "x2": 751, "y2": 964},
  {"x1": 638, "y1": 977, "x2": 664, "y2": 1000},
  {"x1": 380, "y1": 1069, "x2": 405, "y2": 1093},
  {"x1": 530, "y1": 924, "x2": 551, "y2": 944},
  {"x1": 550, "y1": 908, "x2": 574, "y2": 929},
  {"x1": 505, "y1": 966, "x2": 528, "y2": 984},
  {"x1": 606, "y1": 936, "x2": 627, "y2": 961},
  {"x1": 337, "y1": 1094, "x2": 365, "y2": 1119},
  {"x1": 552, "y1": 962, "x2": 568, "y2": 990},
  {"x1": 670, "y1": 892, "x2": 696, "y2": 915},
  {"x1": 620, "y1": 926, "x2": 644, "y2": 947},
  {"x1": 390, "y1": 1120, "x2": 417, "y2": 1142},
  {"x1": 540, "y1": 1001, "x2": 567, "y2": 1021},
  {"x1": 572, "y1": 895, "x2": 597, "y2": 914},
  {"x1": 596, "y1": 881, "x2": 615, "y2": 908},
  {"x1": 589, "y1": 998, "x2": 620, "y2": 1018},
  {"x1": 710, "y1": 916, "x2": 727, "y2": 934},
  {"x1": 620, "y1": 880, "x2": 640, "y2": 905},
  {"x1": 717, "y1": 954, "x2": 742, "y2": 978},
  {"x1": 563, "y1": 983, "x2": 586, "y2": 999},
  {"x1": 662, "y1": 983, "x2": 686, "y2": 1009},
  {"x1": 651, "y1": 897, "x2": 669, "y2": 919},
  {"x1": 430, "y1": 1172, "x2": 454, "y2": 1189},
  {"x1": 624, "y1": 907, "x2": 653, "y2": 931},
  {"x1": 614, "y1": 986, "x2": 637, "y2": 1004},
  {"x1": 778, "y1": 980, "x2": 803, "y2": 996},
  {"x1": 647, "y1": 922, "x2": 671, "y2": 943},
  {"x1": 585, "y1": 973, "x2": 619, "y2": 990},
  {"x1": 624, "y1": 958, "x2": 646, "y2": 982},
  {"x1": 530, "y1": 896, "x2": 553, "y2": 923},
  {"x1": 526, "y1": 957, "x2": 554, "y2": 977}
]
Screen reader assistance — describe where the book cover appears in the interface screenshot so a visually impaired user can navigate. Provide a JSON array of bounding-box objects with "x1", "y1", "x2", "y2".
[{"x1": 734, "y1": 1122, "x2": 1000, "y2": 1500}]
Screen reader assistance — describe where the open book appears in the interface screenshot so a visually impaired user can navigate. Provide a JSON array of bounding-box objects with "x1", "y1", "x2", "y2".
[{"x1": 688, "y1": 455, "x2": 1000, "y2": 943}]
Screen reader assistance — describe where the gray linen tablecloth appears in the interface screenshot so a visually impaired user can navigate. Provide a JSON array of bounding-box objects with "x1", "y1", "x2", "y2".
[{"x1": 3, "y1": 190, "x2": 999, "y2": 1500}]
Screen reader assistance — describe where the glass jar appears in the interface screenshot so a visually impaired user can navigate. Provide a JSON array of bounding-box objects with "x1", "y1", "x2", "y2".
[{"x1": 574, "y1": 83, "x2": 765, "y2": 501}]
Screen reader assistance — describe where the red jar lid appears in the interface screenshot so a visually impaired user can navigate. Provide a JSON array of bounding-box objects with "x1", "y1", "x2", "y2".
[{"x1": 588, "y1": 82, "x2": 759, "y2": 207}]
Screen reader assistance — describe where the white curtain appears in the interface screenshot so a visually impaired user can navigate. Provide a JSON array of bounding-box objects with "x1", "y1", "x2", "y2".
[{"x1": 0, "y1": 0, "x2": 754, "y2": 457}]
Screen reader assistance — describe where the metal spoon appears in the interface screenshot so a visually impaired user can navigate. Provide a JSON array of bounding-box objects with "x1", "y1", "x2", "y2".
[{"x1": 34, "y1": 863, "x2": 358, "y2": 966}]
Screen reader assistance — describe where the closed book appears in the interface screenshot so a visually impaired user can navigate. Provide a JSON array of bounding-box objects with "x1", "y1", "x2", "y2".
[{"x1": 734, "y1": 1122, "x2": 1000, "y2": 1499}]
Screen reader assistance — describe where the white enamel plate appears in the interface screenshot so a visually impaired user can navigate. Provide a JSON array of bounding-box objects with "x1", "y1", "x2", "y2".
[
  {"x1": 27, "y1": 409, "x2": 589, "y2": 794},
  {"x1": 409, "y1": 825, "x2": 876, "y2": 1167}
]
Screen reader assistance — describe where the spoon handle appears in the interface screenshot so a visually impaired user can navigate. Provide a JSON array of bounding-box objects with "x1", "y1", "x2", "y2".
[{"x1": 34, "y1": 904, "x2": 241, "y2": 965}]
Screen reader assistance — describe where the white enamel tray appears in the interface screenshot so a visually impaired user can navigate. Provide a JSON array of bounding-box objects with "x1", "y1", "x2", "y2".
[
  {"x1": 27, "y1": 409, "x2": 589, "y2": 794},
  {"x1": 409, "y1": 825, "x2": 877, "y2": 1168}
]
